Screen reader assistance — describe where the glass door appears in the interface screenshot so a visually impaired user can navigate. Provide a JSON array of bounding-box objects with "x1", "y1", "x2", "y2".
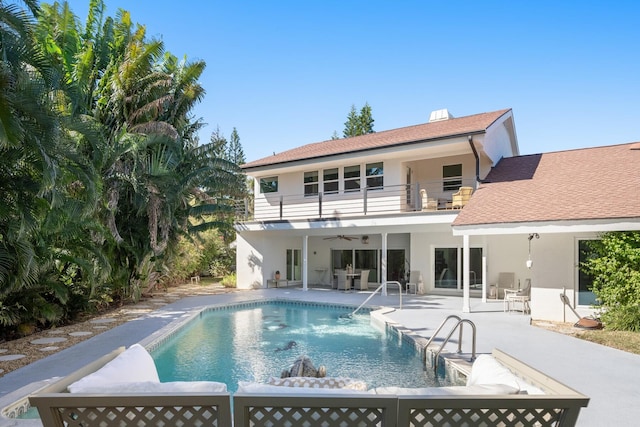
[
  {"x1": 467, "y1": 248, "x2": 483, "y2": 289},
  {"x1": 355, "y1": 249, "x2": 378, "y2": 283},
  {"x1": 577, "y1": 240, "x2": 598, "y2": 306},
  {"x1": 286, "y1": 249, "x2": 301, "y2": 281},
  {"x1": 435, "y1": 248, "x2": 457, "y2": 288},
  {"x1": 387, "y1": 249, "x2": 406, "y2": 282},
  {"x1": 331, "y1": 249, "x2": 353, "y2": 271},
  {"x1": 434, "y1": 247, "x2": 483, "y2": 290}
]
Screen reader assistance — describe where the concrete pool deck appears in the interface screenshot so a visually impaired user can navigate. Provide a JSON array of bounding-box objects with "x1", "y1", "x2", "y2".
[{"x1": 0, "y1": 287, "x2": 638, "y2": 426}]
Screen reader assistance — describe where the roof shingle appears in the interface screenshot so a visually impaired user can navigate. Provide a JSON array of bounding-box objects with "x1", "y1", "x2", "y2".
[
  {"x1": 242, "y1": 109, "x2": 511, "y2": 169},
  {"x1": 453, "y1": 143, "x2": 640, "y2": 227}
]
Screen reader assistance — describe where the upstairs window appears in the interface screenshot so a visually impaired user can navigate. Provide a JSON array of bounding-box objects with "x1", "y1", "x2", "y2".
[
  {"x1": 443, "y1": 164, "x2": 462, "y2": 191},
  {"x1": 344, "y1": 165, "x2": 361, "y2": 192},
  {"x1": 259, "y1": 176, "x2": 278, "y2": 193},
  {"x1": 323, "y1": 168, "x2": 339, "y2": 194},
  {"x1": 304, "y1": 171, "x2": 319, "y2": 196},
  {"x1": 366, "y1": 162, "x2": 384, "y2": 190}
]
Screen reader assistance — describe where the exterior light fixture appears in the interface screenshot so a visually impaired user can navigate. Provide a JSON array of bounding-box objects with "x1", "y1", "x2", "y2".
[{"x1": 527, "y1": 233, "x2": 539, "y2": 269}]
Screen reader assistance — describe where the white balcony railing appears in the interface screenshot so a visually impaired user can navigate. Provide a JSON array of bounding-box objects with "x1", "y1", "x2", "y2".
[{"x1": 237, "y1": 180, "x2": 477, "y2": 222}]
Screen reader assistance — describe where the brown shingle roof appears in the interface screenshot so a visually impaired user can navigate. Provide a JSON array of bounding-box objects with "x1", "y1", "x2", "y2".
[
  {"x1": 453, "y1": 143, "x2": 640, "y2": 227},
  {"x1": 242, "y1": 109, "x2": 512, "y2": 170}
]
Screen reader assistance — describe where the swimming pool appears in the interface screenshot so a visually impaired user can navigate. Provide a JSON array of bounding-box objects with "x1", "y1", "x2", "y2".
[{"x1": 150, "y1": 300, "x2": 447, "y2": 392}]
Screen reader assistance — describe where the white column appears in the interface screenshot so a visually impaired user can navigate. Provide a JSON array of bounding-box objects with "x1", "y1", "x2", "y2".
[
  {"x1": 381, "y1": 232, "x2": 388, "y2": 296},
  {"x1": 302, "y1": 235, "x2": 309, "y2": 291},
  {"x1": 481, "y1": 251, "x2": 487, "y2": 303},
  {"x1": 462, "y1": 234, "x2": 471, "y2": 312}
]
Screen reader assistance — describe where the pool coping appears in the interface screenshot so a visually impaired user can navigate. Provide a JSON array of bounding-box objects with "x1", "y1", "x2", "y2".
[{"x1": 1, "y1": 297, "x2": 446, "y2": 424}]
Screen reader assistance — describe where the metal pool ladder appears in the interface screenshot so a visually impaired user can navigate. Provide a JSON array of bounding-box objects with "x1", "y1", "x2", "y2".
[{"x1": 424, "y1": 315, "x2": 477, "y2": 371}]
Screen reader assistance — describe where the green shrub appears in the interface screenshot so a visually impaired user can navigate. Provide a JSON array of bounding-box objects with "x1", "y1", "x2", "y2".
[
  {"x1": 583, "y1": 232, "x2": 640, "y2": 331},
  {"x1": 600, "y1": 305, "x2": 640, "y2": 332},
  {"x1": 168, "y1": 229, "x2": 235, "y2": 283},
  {"x1": 220, "y1": 273, "x2": 237, "y2": 288}
]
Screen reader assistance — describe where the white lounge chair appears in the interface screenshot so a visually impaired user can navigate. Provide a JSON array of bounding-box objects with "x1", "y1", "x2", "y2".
[
  {"x1": 406, "y1": 270, "x2": 420, "y2": 294},
  {"x1": 420, "y1": 189, "x2": 437, "y2": 211}
]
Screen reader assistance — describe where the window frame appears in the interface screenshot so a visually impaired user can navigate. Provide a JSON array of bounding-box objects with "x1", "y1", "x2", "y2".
[
  {"x1": 303, "y1": 170, "x2": 319, "y2": 197},
  {"x1": 343, "y1": 165, "x2": 361, "y2": 193},
  {"x1": 323, "y1": 168, "x2": 339, "y2": 195},
  {"x1": 365, "y1": 162, "x2": 384, "y2": 190},
  {"x1": 442, "y1": 164, "x2": 462, "y2": 192},
  {"x1": 259, "y1": 176, "x2": 279, "y2": 193}
]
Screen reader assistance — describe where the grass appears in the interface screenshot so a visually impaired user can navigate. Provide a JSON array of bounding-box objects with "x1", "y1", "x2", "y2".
[
  {"x1": 578, "y1": 330, "x2": 640, "y2": 355},
  {"x1": 534, "y1": 320, "x2": 640, "y2": 355}
]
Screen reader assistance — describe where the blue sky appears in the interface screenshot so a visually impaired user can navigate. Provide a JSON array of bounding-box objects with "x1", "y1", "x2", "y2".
[{"x1": 62, "y1": 0, "x2": 640, "y2": 162}]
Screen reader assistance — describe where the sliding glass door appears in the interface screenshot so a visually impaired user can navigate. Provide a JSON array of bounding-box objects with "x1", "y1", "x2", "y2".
[
  {"x1": 286, "y1": 249, "x2": 301, "y2": 281},
  {"x1": 331, "y1": 249, "x2": 379, "y2": 282},
  {"x1": 577, "y1": 240, "x2": 597, "y2": 306},
  {"x1": 387, "y1": 249, "x2": 406, "y2": 282},
  {"x1": 434, "y1": 247, "x2": 483, "y2": 290}
]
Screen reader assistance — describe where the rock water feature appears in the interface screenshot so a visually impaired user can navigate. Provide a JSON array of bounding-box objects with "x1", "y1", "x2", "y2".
[{"x1": 280, "y1": 355, "x2": 327, "y2": 378}]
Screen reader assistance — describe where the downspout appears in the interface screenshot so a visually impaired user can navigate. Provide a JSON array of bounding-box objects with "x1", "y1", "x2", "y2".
[{"x1": 467, "y1": 135, "x2": 484, "y2": 185}]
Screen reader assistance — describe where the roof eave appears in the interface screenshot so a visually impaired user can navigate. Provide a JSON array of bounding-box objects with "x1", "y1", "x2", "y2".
[{"x1": 242, "y1": 129, "x2": 489, "y2": 172}]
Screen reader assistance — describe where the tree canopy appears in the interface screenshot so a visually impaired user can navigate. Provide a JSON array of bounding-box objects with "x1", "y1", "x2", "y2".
[
  {"x1": 0, "y1": 0, "x2": 246, "y2": 336},
  {"x1": 341, "y1": 102, "x2": 375, "y2": 138},
  {"x1": 581, "y1": 231, "x2": 640, "y2": 331}
]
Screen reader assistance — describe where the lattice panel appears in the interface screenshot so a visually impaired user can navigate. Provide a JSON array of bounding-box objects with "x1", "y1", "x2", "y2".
[
  {"x1": 56, "y1": 405, "x2": 223, "y2": 427},
  {"x1": 247, "y1": 406, "x2": 386, "y2": 427},
  {"x1": 408, "y1": 407, "x2": 563, "y2": 427}
]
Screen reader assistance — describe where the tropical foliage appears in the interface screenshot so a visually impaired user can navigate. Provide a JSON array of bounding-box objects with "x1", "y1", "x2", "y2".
[
  {"x1": 0, "y1": 0, "x2": 246, "y2": 338},
  {"x1": 582, "y1": 232, "x2": 640, "y2": 331}
]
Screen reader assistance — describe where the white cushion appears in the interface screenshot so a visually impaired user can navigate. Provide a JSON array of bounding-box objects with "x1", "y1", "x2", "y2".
[
  {"x1": 68, "y1": 344, "x2": 160, "y2": 393},
  {"x1": 69, "y1": 381, "x2": 227, "y2": 394},
  {"x1": 237, "y1": 381, "x2": 373, "y2": 394},
  {"x1": 467, "y1": 355, "x2": 545, "y2": 395},
  {"x1": 374, "y1": 383, "x2": 519, "y2": 396},
  {"x1": 267, "y1": 377, "x2": 367, "y2": 391}
]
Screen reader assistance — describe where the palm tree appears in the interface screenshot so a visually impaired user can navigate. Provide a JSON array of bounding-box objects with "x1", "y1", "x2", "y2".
[{"x1": 0, "y1": 0, "x2": 96, "y2": 328}]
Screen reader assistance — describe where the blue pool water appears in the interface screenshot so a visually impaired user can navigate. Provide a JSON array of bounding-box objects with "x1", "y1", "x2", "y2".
[{"x1": 151, "y1": 301, "x2": 446, "y2": 392}]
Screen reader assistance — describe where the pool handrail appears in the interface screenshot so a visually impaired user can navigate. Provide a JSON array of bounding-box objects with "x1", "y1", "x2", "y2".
[{"x1": 350, "y1": 281, "x2": 402, "y2": 316}]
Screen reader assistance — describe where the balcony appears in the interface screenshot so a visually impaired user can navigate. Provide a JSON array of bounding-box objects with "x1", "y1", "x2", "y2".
[{"x1": 237, "y1": 180, "x2": 477, "y2": 222}]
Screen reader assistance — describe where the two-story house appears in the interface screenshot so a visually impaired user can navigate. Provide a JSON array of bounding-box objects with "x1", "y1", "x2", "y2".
[
  {"x1": 236, "y1": 108, "x2": 640, "y2": 322},
  {"x1": 236, "y1": 108, "x2": 517, "y2": 302}
]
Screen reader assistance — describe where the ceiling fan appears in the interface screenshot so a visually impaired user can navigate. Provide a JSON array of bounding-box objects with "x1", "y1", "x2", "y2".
[{"x1": 323, "y1": 235, "x2": 359, "y2": 241}]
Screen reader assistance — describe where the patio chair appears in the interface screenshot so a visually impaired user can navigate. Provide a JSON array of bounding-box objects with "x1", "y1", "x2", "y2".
[
  {"x1": 491, "y1": 272, "x2": 515, "y2": 300},
  {"x1": 336, "y1": 270, "x2": 351, "y2": 291},
  {"x1": 406, "y1": 270, "x2": 421, "y2": 294},
  {"x1": 420, "y1": 189, "x2": 438, "y2": 211},
  {"x1": 451, "y1": 186, "x2": 474, "y2": 209},
  {"x1": 354, "y1": 270, "x2": 370, "y2": 290},
  {"x1": 505, "y1": 279, "x2": 531, "y2": 313}
]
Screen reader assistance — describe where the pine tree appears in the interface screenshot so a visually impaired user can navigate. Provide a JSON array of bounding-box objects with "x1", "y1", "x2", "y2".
[
  {"x1": 210, "y1": 126, "x2": 228, "y2": 159},
  {"x1": 359, "y1": 102, "x2": 375, "y2": 135},
  {"x1": 342, "y1": 103, "x2": 375, "y2": 138},
  {"x1": 229, "y1": 127, "x2": 246, "y2": 165}
]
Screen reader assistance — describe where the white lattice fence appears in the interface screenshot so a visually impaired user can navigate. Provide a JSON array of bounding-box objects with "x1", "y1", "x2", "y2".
[
  {"x1": 397, "y1": 396, "x2": 586, "y2": 427},
  {"x1": 233, "y1": 394, "x2": 398, "y2": 427},
  {"x1": 30, "y1": 394, "x2": 232, "y2": 427}
]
